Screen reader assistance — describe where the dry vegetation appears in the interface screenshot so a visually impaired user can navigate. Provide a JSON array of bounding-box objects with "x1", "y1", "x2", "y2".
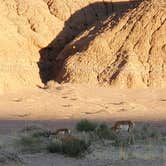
[{"x1": 13, "y1": 120, "x2": 166, "y2": 160}]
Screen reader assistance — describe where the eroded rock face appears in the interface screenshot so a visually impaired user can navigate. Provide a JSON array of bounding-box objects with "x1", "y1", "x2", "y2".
[
  {"x1": 40, "y1": 0, "x2": 139, "y2": 83},
  {"x1": 0, "y1": 0, "x2": 136, "y2": 92},
  {"x1": 0, "y1": 0, "x2": 165, "y2": 92},
  {"x1": 0, "y1": 0, "x2": 64, "y2": 92},
  {"x1": 56, "y1": 0, "x2": 166, "y2": 88}
]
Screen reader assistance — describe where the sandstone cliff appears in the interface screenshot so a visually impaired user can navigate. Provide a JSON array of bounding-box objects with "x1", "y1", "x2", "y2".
[
  {"x1": 0, "y1": 0, "x2": 165, "y2": 92},
  {"x1": 0, "y1": 0, "x2": 136, "y2": 92},
  {"x1": 56, "y1": 0, "x2": 166, "y2": 88},
  {"x1": 0, "y1": 0, "x2": 62, "y2": 92}
]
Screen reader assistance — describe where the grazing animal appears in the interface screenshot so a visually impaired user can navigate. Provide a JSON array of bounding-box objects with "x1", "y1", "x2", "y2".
[
  {"x1": 111, "y1": 120, "x2": 135, "y2": 132},
  {"x1": 48, "y1": 128, "x2": 71, "y2": 138},
  {"x1": 54, "y1": 128, "x2": 71, "y2": 135}
]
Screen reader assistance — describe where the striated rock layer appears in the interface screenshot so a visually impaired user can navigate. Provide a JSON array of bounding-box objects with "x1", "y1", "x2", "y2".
[
  {"x1": 0, "y1": 0, "x2": 138, "y2": 92},
  {"x1": 39, "y1": 0, "x2": 139, "y2": 84},
  {"x1": 56, "y1": 0, "x2": 166, "y2": 88}
]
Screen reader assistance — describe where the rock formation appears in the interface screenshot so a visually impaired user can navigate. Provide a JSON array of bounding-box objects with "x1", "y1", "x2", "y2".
[
  {"x1": 0, "y1": 0, "x2": 137, "y2": 92},
  {"x1": 0, "y1": 0, "x2": 62, "y2": 92},
  {"x1": 0, "y1": 0, "x2": 165, "y2": 92},
  {"x1": 56, "y1": 0, "x2": 166, "y2": 88}
]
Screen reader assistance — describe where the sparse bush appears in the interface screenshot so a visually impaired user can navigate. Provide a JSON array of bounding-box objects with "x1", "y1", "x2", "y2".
[
  {"x1": 17, "y1": 126, "x2": 51, "y2": 153},
  {"x1": 142, "y1": 123, "x2": 151, "y2": 131},
  {"x1": 150, "y1": 130, "x2": 161, "y2": 141},
  {"x1": 95, "y1": 123, "x2": 117, "y2": 140},
  {"x1": 62, "y1": 136, "x2": 90, "y2": 157},
  {"x1": 133, "y1": 124, "x2": 162, "y2": 142},
  {"x1": 32, "y1": 131, "x2": 50, "y2": 138},
  {"x1": 47, "y1": 139, "x2": 63, "y2": 153},
  {"x1": 17, "y1": 135, "x2": 46, "y2": 153},
  {"x1": 21, "y1": 125, "x2": 50, "y2": 139},
  {"x1": 76, "y1": 119, "x2": 97, "y2": 132},
  {"x1": 48, "y1": 136, "x2": 90, "y2": 157}
]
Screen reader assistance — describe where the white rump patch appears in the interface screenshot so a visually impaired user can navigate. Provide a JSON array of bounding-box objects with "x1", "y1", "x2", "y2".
[{"x1": 119, "y1": 125, "x2": 129, "y2": 131}]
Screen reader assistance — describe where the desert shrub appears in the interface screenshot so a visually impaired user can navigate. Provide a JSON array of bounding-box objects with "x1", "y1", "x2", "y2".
[
  {"x1": 48, "y1": 136, "x2": 90, "y2": 157},
  {"x1": 76, "y1": 119, "x2": 97, "y2": 132},
  {"x1": 142, "y1": 123, "x2": 151, "y2": 131},
  {"x1": 47, "y1": 139, "x2": 63, "y2": 153},
  {"x1": 132, "y1": 124, "x2": 162, "y2": 142},
  {"x1": 95, "y1": 123, "x2": 117, "y2": 140},
  {"x1": 62, "y1": 136, "x2": 90, "y2": 157},
  {"x1": 17, "y1": 126, "x2": 51, "y2": 153},
  {"x1": 141, "y1": 124, "x2": 160, "y2": 139},
  {"x1": 21, "y1": 125, "x2": 51, "y2": 139},
  {"x1": 32, "y1": 131, "x2": 50, "y2": 138},
  {"x1": 150, "y1": 130, "x2": 161, "y2": 140},
  {"x1": 17, "y1": 135, "x2": 46, "y2": 153}
]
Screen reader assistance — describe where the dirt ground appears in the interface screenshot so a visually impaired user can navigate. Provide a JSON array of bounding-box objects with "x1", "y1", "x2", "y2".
[{"x1": 0, "y1": 84, "x2": 166, "y2": 122}]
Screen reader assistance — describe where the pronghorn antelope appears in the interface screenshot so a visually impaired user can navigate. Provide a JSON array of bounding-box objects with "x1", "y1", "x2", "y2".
[
  {"x1": 48, "y1": 128, "x2": 71, "y2": 138},
  {"x1": 111, "y1": 120, "x2": 135, "y2": 132},
  {"x1": 53, "y1": 128, "x2": 71, "y2": 135}
]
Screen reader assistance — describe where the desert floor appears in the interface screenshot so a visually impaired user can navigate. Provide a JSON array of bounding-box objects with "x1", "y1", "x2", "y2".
[{"x1": 0, "y1": 84, "x2": 166, "y2": 165}]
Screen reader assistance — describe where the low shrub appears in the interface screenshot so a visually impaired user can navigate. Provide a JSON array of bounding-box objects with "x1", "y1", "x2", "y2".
[
  {"x1": 133, "y1": 124, "x2": 162, "y2": 142},
  {"x1": 17, "y1": 135, "x2": 46, "y2": 153},
  {"x1": 48, "y1": 136, "x2": 90, "y2": 157},
  {"x1": 62, "y1": 136, "x2": 90, "y2": 157},
  {"x1": 76, "y1": 119, "x2": 97, "y2": 132},
  {"x1": 32, "y1": 131, "x2": 50, "y2": 138},
  {"x1": 95, "y1": 123, "x2": 117, "y2": 140},
  {"x1": 47, "y1": 139, "x2": 63, "y2": 153}
]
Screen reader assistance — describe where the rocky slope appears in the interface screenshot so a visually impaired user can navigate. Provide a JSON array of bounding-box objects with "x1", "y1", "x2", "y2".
[
  {"x1": 39, "y1": 0, "x2": 139, "y2": 83},
  {"x1": 56, "y1": 0, "x2": 166, "y2": 88},
  {"x1": 0, "y1": 0, "x2": 138, "y2": 93},
  {"x1": 0, "y1": 0, "x2": 165, "y2": 92},
  {"x1": 0, "y1": 0, "x2": 62, "y2": 93}
]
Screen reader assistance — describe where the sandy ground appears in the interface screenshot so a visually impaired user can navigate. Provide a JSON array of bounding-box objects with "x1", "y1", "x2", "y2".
[
  {"x1": 0, "y1": 84, "x2": 166, "y2": 166},
  {"x1": 0, "y1": 84, "x2": 166, "y2": 122}
]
